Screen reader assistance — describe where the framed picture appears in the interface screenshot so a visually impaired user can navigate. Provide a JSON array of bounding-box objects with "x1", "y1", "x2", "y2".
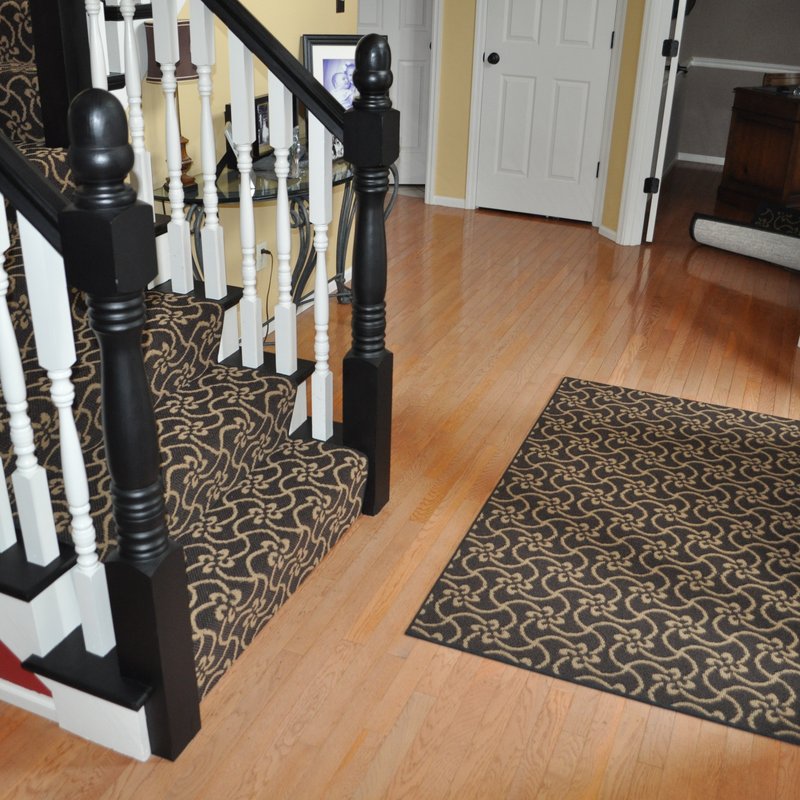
[
  {"x1": 224, "y1": 93, "x2": 272, "y2": 164},
  {"x1": 302, "y1": 35, "x2": 361, "y2": 112},
  {"x1": 302, "y1": 35, "x2": 360, "y2": 159}
]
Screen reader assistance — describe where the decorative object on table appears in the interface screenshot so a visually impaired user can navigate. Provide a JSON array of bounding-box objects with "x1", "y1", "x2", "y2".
[
  {"x1": 408, "y1": 377, "x2": 800, "y2": 745},
  {"x1": 144, "y1": 19, "x2": 198, "y2": 191},
  {"x1": 219, "y1": 94, "x2": 298, "y2": 175},
  {"x1": 301, "y1": 34, "x2": 361, "y2": 158},
  {"x1": 690, "y1": 203, "x2": 800, "y2": 272}
]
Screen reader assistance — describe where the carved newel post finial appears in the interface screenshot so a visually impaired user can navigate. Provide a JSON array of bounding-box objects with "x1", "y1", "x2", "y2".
[
  {"x1": 342, "y1": 35, "x2": 399, "y2": 515},
  {"x1": 352, "y1": 33, "x2": 393, "y2": 111},
  {"x1": 69, "y1": 87, "x2": 136, "y2": 210},
  {"x1": 60, "y1": 88, "x2": 200, "y2": 760}
]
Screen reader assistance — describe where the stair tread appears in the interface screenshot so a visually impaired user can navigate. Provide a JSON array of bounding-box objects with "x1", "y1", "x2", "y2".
[
  {"x1": 221, "y1": 350, "x2": 315, "y2": 385},
  {"x1": 153, "y1": 279, "x2": 243, "y2": 310},
  {"x1": 0, "y1": 538, "x2": 76, "y2": 601},
  {"x1": 23, "y1": 629, "x2": 153, "y2": 710}
]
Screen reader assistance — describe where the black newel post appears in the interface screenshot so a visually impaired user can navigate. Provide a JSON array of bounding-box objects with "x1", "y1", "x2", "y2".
[
  {"x1": 59, "y1": 89, "x2": 200, "y2": 760},
  {"x1": 342, "y1": 35, "x2": 399, "y2": 516}
]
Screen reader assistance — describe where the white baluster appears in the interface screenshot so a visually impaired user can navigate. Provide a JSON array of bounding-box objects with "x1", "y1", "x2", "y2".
[
  {"x1": 191, "y1": 0, "x2": 226, "y2": 301},
  {"x1": 308, "y1": 114, "x2": 334, "y2": 441},
  {"x1": 153, "y1": 0, "x2": 193, "y2": 293},
  {"x1": 84, "y1": 0, "x2": 109, "y2": 90},
  {"x1": 0, "y1": 199, "x2": 21, "y2": 551},
  {"x1": 229, "y1": 32, "x2": 262, "y2": 367},
  {"x1": 10, "y1": 216, "x2": 68, "y2": 567},
  {"x1": 48, "y1": 370, "x2": 115, "y2": 656},
  {"x1": 120, "y1": 0, "x2": 154, "y2": 209},
  {"x1": 268, "y1": 76, "x2": 298, "y2": 376},
  {"x1": 18, "y1": 216, "x2": 115, "y2": 652}
]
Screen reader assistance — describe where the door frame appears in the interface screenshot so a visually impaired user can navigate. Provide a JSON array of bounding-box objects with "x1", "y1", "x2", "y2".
[
  {"x1": 423, "y1": 0, "x2": 444, "y2": 203},
  {"x1": 615, "y1": 0, "x2": 680, "y2": 245},
  {"x1": 465, "y1": 0, "x2": 624, "y2": 214}
]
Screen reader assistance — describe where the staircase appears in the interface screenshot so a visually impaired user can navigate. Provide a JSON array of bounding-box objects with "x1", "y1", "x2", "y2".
[{"x1": 0, "y1": 0, "x2": 395, "y2": 761}]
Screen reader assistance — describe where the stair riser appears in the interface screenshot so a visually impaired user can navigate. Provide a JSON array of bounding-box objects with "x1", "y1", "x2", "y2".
[
  {"x1": 40, "y1": 677, "x2": 151, "y2": 761},
  {"x1": 0, "y1": 570, "x2": 80, "y2": 659}
]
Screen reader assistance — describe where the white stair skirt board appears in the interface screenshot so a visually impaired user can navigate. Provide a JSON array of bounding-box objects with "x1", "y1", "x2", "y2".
[
  {"x1": 289, "y1": 385, "x2": 308, "y2": 434},
  {"x1": 0, "y1": 676, "x2": 57, "y2": 720},
  {"x1": 0, "y1": 573, "x2": 81, "y2": 659},
  {"x1": 40, "y1": 677, "x2": 151, "y2": 761},
  {"x1": 217, "y1": 306, "x2": 240, "y2": 362},
  {"x1": 690, "y1": 215, "x2": 800, "y2": 273}
]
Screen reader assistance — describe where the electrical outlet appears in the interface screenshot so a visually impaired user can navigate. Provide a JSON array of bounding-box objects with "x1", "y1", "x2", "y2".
[{"x1": 255, "y1": 241, "x2": 269, "y2": 271}]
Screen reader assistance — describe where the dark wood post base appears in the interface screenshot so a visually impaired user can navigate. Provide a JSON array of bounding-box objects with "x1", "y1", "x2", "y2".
[
  {"x1": 343, "y1": 349, "x2": 393, "y2": 515},
  {"x1": 105, "y1": 543, "x2": 200, "y2": 760}
]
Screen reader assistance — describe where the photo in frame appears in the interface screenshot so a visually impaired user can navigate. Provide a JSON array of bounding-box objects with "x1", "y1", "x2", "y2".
[
  {"x1": 301, "y1": 34, "x2": 361, "y2": 159},
  {"x1": 220, "y1": 94, "x2": 298, "y2": 174}
]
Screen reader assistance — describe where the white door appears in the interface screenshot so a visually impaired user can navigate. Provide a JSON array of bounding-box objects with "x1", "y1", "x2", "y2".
[
  {"x1": 358, "y1": 0, "x2": 432, "y2": 184},
  {"x1": 476, "y1": 0, "x2": 616, "y2": 221}
]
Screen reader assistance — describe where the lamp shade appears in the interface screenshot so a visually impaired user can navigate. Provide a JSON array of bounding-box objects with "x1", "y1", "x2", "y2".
[{"x1": 144, "y1": 20, "x2": 197, "y2": 83}]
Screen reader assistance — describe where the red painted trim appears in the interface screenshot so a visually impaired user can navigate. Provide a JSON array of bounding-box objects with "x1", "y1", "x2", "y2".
[{"x1": 0, "y1": 641, "x2": 51, "y2": 696}]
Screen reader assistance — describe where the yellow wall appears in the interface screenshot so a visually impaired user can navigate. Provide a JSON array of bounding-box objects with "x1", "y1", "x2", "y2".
[
  {"x1": 433, "y1": 0, "x2": 476, "y2": 200},
  {"x1": 144, "y1": 1, "x2": 357, "y2": 319}
]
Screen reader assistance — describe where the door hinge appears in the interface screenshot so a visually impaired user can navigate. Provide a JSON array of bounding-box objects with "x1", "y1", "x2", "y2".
[
  {"x1": 662, "y1": 39, "x2": 679, "y2": 58},
  {"x1": 610, "y1": 31, "x2": 615, "y2": 49},
  {"x1": 644, "y1": 177, "x2": 660, "y2": 194},
  {"x1": 596, "y1": 161, "x2": 600, "y2": 178}
]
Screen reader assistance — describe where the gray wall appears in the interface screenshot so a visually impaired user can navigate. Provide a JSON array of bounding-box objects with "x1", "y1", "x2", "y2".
[{"x1": 669, "y1": 0, "x2": 800, "y2": 163}]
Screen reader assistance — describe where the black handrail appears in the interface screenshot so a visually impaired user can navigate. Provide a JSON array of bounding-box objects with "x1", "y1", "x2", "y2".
[
  {"x1": 200, "y1": 0, "x2": 346, "y2": 140},
  {"x1": 0, "y1": 134, "x2": 67, "y2": 253}
]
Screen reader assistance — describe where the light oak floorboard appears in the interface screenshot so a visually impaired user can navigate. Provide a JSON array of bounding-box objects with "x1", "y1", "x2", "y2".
[{"x1": 2, "y1": 164, "x2": 800, "y2": 799}]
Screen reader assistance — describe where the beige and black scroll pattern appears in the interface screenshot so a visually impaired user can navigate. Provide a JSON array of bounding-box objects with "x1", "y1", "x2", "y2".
[
  {"x1": 0, "y1": 223, "x2": 367, "y2": 699},
  {"x1": 0, "y1": 1, "x2": 43, "y2": 145},
  {"x1": 0, "y1": 0, "x2": 34, "y2": 63},
  {"x1": 409, "y1": 377, "x2": 800, "y2": 744}
]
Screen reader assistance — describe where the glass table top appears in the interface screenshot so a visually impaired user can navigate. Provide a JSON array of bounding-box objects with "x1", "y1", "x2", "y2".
[{"x1": 154, "y1": 155, "x2": 353, "y2": 205}]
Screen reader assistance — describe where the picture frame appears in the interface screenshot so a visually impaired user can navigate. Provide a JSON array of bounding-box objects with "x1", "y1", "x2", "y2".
[
  {"x1": 223, "y1": 93, "x2": 272, "y2": 164},
  {"x1": 301, "y1": 34, "x2": 361, "y2": 112},
  {"x1": 302, "y1": 34, "x2": 361, "y2": 159}
]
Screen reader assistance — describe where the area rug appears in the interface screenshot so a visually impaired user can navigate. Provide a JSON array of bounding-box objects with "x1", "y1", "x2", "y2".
[{"x1": 407, "y1": 377, "x2": 800, "y2": 743}]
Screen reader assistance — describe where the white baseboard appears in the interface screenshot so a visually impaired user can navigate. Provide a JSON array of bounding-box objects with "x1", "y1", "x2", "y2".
[
  {"x1": 677, "y1": 152, "x2": 725, "y2": 167},
  {"x1": 427, "y1": 195, "x2": 467, "y2": 209},
  {"x1": 598, "y1": 225, "x2": 617, "y2": 242},
  {"x1": 0, "y1": 676, "x2": 57, "y2": 720}
]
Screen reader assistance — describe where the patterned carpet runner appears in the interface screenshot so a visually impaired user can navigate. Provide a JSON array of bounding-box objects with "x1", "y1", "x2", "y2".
[{"x1": 408, "y1": 378, "x2": 800, "y2": 743}]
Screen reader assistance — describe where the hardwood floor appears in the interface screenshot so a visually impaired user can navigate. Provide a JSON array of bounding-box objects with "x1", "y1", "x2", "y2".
[{"x1": 3, "y1": 164, "x2": 800, "y2": 799}]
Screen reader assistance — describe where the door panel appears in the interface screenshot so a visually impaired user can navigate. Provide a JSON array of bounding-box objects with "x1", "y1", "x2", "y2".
[
  {"x1": 476, "y1": 0, "x2": 616, "y2": 221},
  {"x1": 497, "y1": 77, "x2": 536, "y2": 176}
]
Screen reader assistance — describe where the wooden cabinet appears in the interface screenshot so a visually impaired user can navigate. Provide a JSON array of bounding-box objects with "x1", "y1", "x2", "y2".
[{"x1": 717, "y1": 86, "x2": 800, "y2": 211}]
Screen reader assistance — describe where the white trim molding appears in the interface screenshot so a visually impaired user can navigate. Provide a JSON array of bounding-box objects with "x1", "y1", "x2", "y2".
[
  {"x1": 615, "y1": 0, "x2": 674, "y2": 246},
  {"x1": 677, "y1": 152, "x2": 725, "y2": 167},
  {"x1": 429, "y1": 195, "x2": 467, "y2": 209},
  {"x1": 593, "y1": 0, "x2": 628, "y2": 229},
  {"x1": 424, "y1": 0, "x2": 444, "y2": 206},
  {"x1": 688, "y1": 56, "x2": 800, "y2": 75},
  {"x1": 0, "y1": 676, "x2": 57, "y2": 720},
  {"x1": 465, "y1": 0, "x2": 489, "y2": 210}
]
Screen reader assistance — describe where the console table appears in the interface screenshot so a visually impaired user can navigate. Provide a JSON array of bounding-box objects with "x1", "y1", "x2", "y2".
[
  {"x1": 155, "y1": 157, "x2": 356, "y2": 304},
  {"x1": 717, "y1": 86, "x2": 800, "y2": 211}
]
